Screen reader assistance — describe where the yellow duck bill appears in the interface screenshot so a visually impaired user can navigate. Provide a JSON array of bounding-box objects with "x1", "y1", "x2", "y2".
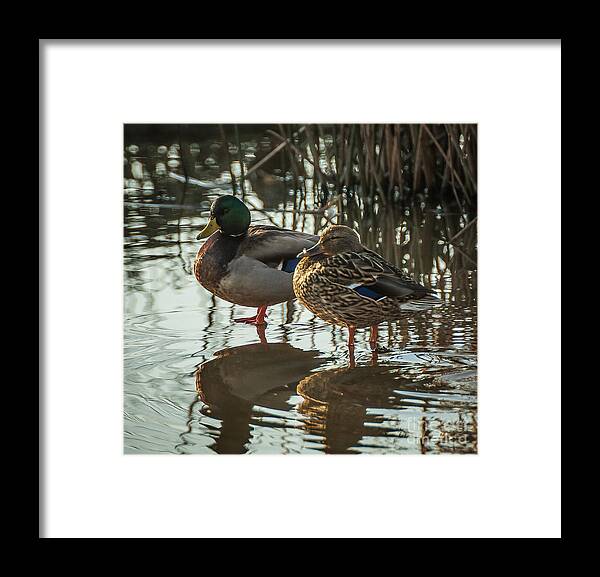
[{"x1": 197, "y1": 217, "x2": 220, "y2": 239}]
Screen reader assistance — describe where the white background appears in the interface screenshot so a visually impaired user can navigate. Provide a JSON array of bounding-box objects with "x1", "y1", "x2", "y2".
[{"x1": 41, "y1": 40, "x2": 561, "y2": 538}]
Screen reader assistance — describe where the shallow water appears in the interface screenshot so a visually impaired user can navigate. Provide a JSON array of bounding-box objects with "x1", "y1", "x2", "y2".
[{"x1": 124, "y1": 127, "x2": 478, "y2": 454}]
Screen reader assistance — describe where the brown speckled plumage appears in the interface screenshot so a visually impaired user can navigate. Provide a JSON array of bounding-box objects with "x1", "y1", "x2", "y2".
[{"x1": 293, "y1": 226, "x2": 440, "y2": 329}]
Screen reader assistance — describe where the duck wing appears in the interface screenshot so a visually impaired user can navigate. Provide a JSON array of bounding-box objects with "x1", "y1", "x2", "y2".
[
  {"x1": 239, "y1": 226, "x2": 319, "y2": 267},
  {"x1": 217, "y1": 226, "x2": 320, "y2": 307},
  {"x1": 334, "y1": 250, "x2": 437, "y2": 299}
]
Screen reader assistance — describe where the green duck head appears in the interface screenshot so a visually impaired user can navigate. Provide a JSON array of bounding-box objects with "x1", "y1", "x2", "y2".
[{"x1": 197, "y1": 195, "x2": 251, "y2": 239}]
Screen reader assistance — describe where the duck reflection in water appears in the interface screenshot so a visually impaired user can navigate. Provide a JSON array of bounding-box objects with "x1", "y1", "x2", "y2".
[
  {"x1": 190, "y1": 344, "x2": 477, "y2": 454},
  {"x1": 194, "y1": 342, "x2": 326, "y2": 454},
  {"x1": 297, "y1": 366, "x2": 409, "y2": 454},
  {"x1": 296, "y1": 365, "x2": 477, "y2": 454}
]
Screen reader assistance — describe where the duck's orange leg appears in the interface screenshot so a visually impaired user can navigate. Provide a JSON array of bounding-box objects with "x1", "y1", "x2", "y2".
[
  {"x1": 348, "y1": 325, "x2": 356, "y2": 349},
  {"x1": 369, "y1": 325, "x2": 379, "y2": 351},
  {"x1": 255, "y1": 324, "x2": 268, "y2": 344},
  {"x1": 348, "y1": 326, "x2": 356, "y2": 368},
  {"x1": 369, "y1": 325, "x2": 380, "y2": 365},
  {"x1": 234, "y1": 305, "x2": 268, "y2": 326}
]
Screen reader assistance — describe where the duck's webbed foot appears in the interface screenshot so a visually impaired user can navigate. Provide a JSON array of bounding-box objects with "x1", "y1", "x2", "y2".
[
  {"x1": 234, "y1": 316, "x2": 266, "y2": 325},
  {"x1": 234, "y1": 306, "x2": 268, "y2": 326}
]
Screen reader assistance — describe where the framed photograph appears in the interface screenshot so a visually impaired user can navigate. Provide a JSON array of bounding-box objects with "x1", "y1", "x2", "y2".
[{"x1": 41, "y1": 39, "x2": 561, "y2": 538}]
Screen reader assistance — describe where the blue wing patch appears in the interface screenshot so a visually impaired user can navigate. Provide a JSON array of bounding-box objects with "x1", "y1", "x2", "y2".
[
  {"x1": 282, "y1": 258, "x2": 384, "y2": 301},
  {"x1": 281, "y1": 258, "x2": 300, "y2": 273},
  {"x1": 353, "y1": 285, "x2": 385, "y2": 301}
]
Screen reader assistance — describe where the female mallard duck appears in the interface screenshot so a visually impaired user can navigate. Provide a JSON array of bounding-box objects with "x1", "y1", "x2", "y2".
[
  {"x1": 194, "y1": 195, "x2": 318, "y2": 325},
  {"x1": 293, "y1": 225, "x2": 441, "y2": 351}
]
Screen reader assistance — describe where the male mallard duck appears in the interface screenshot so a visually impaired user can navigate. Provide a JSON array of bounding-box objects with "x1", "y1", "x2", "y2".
[
  {"x1": 194, "y1": 195, "x2": 318, "y2": 325},
  {"x1": 293, "y1": 225, "x2": 441, "y2": 352}
]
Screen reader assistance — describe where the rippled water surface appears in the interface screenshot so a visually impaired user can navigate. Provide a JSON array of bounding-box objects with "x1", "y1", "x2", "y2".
[{"x1": 124, "y1": 126, "x2": 478, "y2": 454}]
